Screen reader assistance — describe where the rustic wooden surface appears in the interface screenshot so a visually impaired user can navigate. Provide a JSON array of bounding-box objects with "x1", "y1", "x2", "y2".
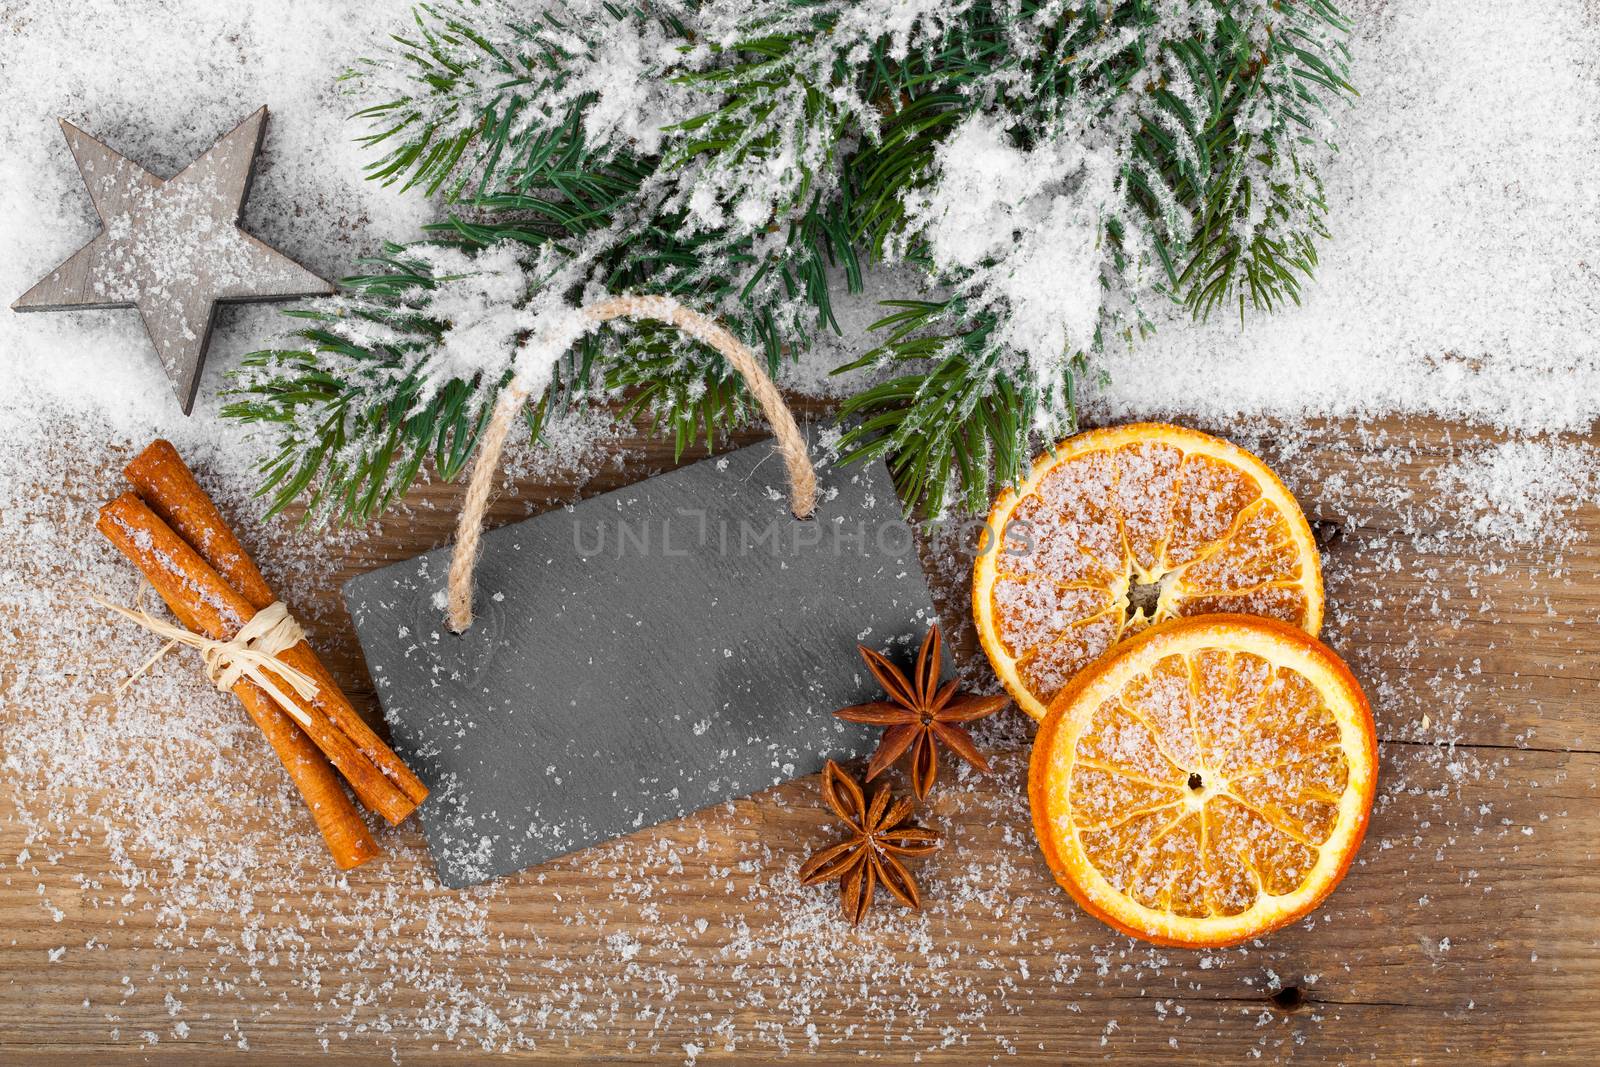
[{"x1": 2, "y1": 412, "x2": 1597, "y2": 1064}]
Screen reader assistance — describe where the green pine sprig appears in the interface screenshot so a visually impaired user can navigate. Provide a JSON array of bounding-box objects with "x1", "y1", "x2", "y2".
[{"x1": 226, "y1": 0, "x2": 1354, "y2": 522}]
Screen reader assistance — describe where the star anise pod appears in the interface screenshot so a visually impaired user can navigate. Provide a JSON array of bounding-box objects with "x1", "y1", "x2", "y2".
[
  {"x1": 835, "y1": 625, "x2": 1008, "y2": 799},
  {"x1": 798, "y1": 759, "x2": 940, "y2": 924}
]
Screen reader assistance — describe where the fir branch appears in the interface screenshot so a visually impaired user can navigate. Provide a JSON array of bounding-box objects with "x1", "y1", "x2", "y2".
[
  {"x1": 228, "y1": 0, "x2": 1356, "y2": 523},
  {"x1": 348, "y1": 0, "x2": 694, "y2": 198},
  {"x1": 226, "y1": 155, "x2": 855, "y2": 522},
  {"x1": 833, "y1": 298, "x2": 1079, "y2": 516},
  {"x1": 835, "y1": 0, "x2": 1353, "y2": 511}
]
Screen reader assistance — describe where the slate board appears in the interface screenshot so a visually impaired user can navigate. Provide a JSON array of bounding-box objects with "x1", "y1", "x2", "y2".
[{"x1": 343, "y1": 442, "x2": 946, "y2": 888}]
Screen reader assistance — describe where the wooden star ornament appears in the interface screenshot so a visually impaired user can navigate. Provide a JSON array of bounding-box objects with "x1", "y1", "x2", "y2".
[{"x1": 11, "y1": 107, "x2": 333, "y2": 414}]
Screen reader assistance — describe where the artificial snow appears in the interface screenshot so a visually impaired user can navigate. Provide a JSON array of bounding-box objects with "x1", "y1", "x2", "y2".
[
  {"x1": 0, "y1": 0, "x2": 1596, "y2": 1059},
  {"x1": 1083, "y1": 0, "x2": 1600, "y2": 436},
  {"x1": 1436, "y1": 441, "x2": 1599, "y2": 547},
  {"x1": 905, "y1": 111, "x2": 1118, "y2": 380}
]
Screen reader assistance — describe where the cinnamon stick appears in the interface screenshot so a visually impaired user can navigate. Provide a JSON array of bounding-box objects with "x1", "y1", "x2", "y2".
[
  {"x1": 124, "y1": 442, "x2": 429, "y2": 810},
  {"x1": 97, "y1": 493, "x2": 419, "y2": 825},
  {"x1": 228, "y1": 686, "x2": 382, "y2": 870},
  {"x1": 125, "y1": 440, "x2": 274, "y2": 606}
]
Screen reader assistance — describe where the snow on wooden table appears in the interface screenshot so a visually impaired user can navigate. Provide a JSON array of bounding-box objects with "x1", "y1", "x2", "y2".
[{"x1": 2, "y1": 413, "x2": 1594, "y2": 1064}]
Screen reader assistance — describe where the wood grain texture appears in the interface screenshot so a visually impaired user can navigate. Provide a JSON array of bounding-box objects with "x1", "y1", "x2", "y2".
[{"x1": 1, "y1": 412, "x2": 1595, "y2": 1065}]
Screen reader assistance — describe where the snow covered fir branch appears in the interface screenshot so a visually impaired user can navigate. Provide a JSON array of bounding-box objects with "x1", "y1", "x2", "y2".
[{"x1": 225, "y1": 0, "x2": 1354, "y2": 520}]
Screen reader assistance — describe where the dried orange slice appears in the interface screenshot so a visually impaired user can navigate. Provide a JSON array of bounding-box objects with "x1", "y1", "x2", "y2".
[
  {"x1": 1029, "y1": 615, "x2": 1375, "y2": 948},
  {"x1": 973, "y1": 423, "x2": 1324, "y2": 721}
]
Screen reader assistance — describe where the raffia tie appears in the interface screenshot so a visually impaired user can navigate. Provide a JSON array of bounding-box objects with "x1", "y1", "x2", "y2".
[
  {"x1": 93, "y1": 593, "x2": 319, "y2": 726},
  {"x1": 445, "y1": 293, "x2": 817, "y2": 633}
]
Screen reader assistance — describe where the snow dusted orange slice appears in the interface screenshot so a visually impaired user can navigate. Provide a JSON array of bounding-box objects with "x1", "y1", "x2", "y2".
[
  {"x1": 1029, "y1": 615, "x2": 1376, "y2": 948},
  {"x1": 973, "y1": 423, "x2": 1323, "y2": 721}
]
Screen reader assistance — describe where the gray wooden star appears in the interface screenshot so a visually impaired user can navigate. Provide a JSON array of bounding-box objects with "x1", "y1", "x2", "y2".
[{"x1": 12, "y1": 107, "x2": 333, "y2": 414}]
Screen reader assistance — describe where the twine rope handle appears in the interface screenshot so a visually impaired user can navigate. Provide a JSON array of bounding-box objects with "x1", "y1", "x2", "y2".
[
  {"x1": 446, "y1": 294, "x2": 817, "y2": 632},
  {"x1": 92, "y1": 593, "x2": 320, "y2": 725}
]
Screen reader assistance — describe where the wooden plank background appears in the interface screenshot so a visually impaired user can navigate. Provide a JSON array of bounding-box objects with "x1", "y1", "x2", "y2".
[{"x1": 1, "y1": 412, "x2": 1596, "y2": 1064}]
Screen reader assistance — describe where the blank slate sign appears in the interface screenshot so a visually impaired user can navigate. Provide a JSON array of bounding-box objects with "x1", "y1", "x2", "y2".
[{"x1": 343, "y1": 443, "x2": 946, "y2": 888}]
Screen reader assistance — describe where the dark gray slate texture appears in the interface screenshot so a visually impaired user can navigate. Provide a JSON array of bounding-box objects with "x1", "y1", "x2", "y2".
[{"x1": 343, "y1": 441, "x2": 946, "y2": 887}]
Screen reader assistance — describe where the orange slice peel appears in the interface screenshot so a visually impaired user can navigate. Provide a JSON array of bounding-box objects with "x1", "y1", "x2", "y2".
[
  {"x1": 974, "y1": 422, "x2": 1325, "y2": 721},
  {"x1": 1028, "y1": 614, "x2": 1376, "y2": 948}
]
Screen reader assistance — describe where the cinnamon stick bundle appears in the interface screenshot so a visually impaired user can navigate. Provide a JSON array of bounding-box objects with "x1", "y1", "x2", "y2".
[
  {"x1": 98, "y1": 493, "x2": 421, "y2": 826},
  {"x1": 95, "y1": 498, "x2": 380, "y2": 870},
  {"x1": 124, "y1": 441, "x2": 428, "y2": 813}
]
